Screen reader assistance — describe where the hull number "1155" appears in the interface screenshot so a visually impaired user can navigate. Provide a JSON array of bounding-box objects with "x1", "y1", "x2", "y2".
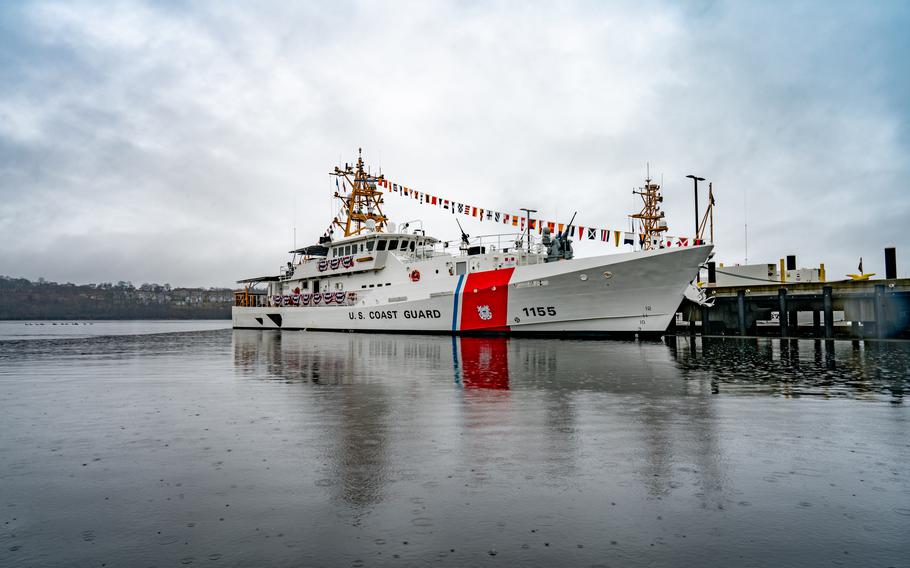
[{"x1": 522, "y1": 306, "x2": 557, "y2": 317}]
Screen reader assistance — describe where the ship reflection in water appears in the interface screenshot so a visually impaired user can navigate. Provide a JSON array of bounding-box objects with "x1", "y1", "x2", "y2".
[
  {"x1": 233, "y1": 330, "x2": 910, "y2": 398},
  {"x1": 227, "y1": 331, "x2": 909, "y2": 567},
  {"x1": 2, "y1": 328, "x2": 907, "y2": 567}
]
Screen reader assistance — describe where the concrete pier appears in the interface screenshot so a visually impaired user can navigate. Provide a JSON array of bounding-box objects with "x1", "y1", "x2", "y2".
[{"x1": 678, "y1": 278, "x2": 910, "y2": 339}]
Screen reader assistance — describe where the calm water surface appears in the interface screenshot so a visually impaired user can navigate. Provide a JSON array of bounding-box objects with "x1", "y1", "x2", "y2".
[
  {"x1": 1, "y1": 323, "x2": 908, "y2": 567},
  {"x1": 0, "y1": 320, "x2": 230, "y2": 341}
]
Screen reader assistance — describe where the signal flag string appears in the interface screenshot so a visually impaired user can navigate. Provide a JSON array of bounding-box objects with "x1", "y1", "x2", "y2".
[{"x1": 376, "y1": 178, "x2": 700, "y2": 249}]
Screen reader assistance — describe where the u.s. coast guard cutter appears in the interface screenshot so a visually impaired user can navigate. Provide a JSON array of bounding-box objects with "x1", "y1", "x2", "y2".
[{"x1": 233, "y1": 152, "x2": 713, "y2": 335}]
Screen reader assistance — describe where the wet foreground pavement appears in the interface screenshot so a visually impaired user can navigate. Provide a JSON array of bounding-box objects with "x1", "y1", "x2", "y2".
[{"x1": 1, "y1": 326, "x2": 909, "y2": 567}]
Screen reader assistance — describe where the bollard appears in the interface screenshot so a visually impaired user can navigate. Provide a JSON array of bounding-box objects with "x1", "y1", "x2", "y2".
[
  {"x1": 778, "y1": 288, "x2": 789, "y2": 337},
  {"x1": 884, "y1": 247, "x2": 896, "y2": 280},
  {"x1": 737, "y1": 290, "x2": 747, "y2": 336},
  {"x1": 823, "y1": 286, "x2": 834, "y2": 338}
]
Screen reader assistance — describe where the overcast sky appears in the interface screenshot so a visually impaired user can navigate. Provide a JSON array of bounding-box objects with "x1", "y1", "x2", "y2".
[{"x1": 1, "y1": 1, "x2": 908, "y2": 287}]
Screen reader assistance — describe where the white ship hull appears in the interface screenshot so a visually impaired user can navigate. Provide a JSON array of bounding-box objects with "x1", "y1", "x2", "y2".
[{"x1": 233, "y1": 245, "x2": 711, "y2": 335}]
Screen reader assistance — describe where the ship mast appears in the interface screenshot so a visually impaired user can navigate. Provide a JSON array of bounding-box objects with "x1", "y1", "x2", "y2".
[
  {"x1": 631, "y1": 172, "x2": 668, "y2": 250},
  {"x1": 329, "y1": 148, "x2": 387, "y2": 237}
]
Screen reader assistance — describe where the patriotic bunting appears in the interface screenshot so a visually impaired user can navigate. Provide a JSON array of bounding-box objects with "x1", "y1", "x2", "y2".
[{"x1": 379, "y1": 179, "x2": 699, "y2": 248}]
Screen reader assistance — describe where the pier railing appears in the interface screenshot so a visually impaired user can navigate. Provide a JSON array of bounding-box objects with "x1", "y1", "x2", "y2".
[{"x1": 234, "y1": 291, "x2": 360, "y2": 308}]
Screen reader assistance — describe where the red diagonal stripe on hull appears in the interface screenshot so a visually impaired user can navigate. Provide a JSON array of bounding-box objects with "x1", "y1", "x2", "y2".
[{"x1": 459, "y1": 268, "x2": 515, "y2": 331}]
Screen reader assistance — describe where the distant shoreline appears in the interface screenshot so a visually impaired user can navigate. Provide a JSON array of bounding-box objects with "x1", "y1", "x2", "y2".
[
  {"x1": 0, "y1": 316, "x2": 231, "y2": 321},
  {"x1": 1, "y1": 276, "x2": 234, "y2": 321}
]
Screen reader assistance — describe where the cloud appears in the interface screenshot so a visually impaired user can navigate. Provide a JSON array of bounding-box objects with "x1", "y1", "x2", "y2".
[{"x1": 0, "y1": 0, "x2": 907, "y2": 286}]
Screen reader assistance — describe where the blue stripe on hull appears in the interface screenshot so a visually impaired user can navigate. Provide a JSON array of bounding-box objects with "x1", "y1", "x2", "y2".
[{"x1": 451, "y1": 275, "x2": 465, "y2": 332}]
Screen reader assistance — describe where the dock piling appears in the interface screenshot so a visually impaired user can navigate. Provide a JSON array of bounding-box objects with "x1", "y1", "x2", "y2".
[
  {"x1": 874, "y1": 284, "x2": 887, "y2": 339},
  {"x1": 778, "y1": 288, "x2": 789, "y2": 337},
  {"x1": 737, "y1": 290, "x2": 747, "y2": 336},
  {"x1": 823, "y1": 286, "x2": 834, "y2": 339}
]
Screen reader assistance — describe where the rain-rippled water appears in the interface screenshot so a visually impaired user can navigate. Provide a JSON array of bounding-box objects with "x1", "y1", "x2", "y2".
[{"x1": 1, "y1": 321, "x2": 908, "y2": 567}]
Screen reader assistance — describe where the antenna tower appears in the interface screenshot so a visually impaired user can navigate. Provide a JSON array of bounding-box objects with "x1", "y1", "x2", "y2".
[
  {"x1": 329, "y1": 148, "x2": 387, "y2": 237},
  {"x1": 631, "y1": 171, "x2": 668, "y2": 250}
]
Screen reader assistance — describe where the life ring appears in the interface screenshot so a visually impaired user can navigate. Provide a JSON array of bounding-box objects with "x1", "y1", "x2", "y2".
[{"x1": 409, "y1": 269, "x2": 421, "y2": 282}]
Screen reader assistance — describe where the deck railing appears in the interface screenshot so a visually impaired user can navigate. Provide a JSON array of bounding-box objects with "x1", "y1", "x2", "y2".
[{"x1": 234, "y1": 291, "x2": 267, "y2": 307}]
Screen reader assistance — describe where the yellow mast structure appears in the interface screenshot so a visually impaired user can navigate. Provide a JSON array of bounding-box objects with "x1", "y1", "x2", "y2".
[
  {"x1": 631, "y1": 175, "x2": 667, "y2": 250},
  {"x1": 329, "y1": 148, "x2": 387, "y2": 237}
]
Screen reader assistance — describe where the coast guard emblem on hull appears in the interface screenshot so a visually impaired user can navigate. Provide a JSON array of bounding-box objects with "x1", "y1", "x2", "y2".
[{"x1": 477, "y1": 305, "x2": 493, "y2": 321}]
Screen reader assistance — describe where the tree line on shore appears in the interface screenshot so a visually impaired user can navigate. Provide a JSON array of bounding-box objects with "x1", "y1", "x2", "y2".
[{"x1": 0, "y1": 276, "x2": 234, "y2": 320}]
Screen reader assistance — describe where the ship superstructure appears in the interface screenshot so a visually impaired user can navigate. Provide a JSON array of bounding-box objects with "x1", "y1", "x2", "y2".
[{"x1": 233, "y1": 151, "x2": 712, "y2": 334}]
